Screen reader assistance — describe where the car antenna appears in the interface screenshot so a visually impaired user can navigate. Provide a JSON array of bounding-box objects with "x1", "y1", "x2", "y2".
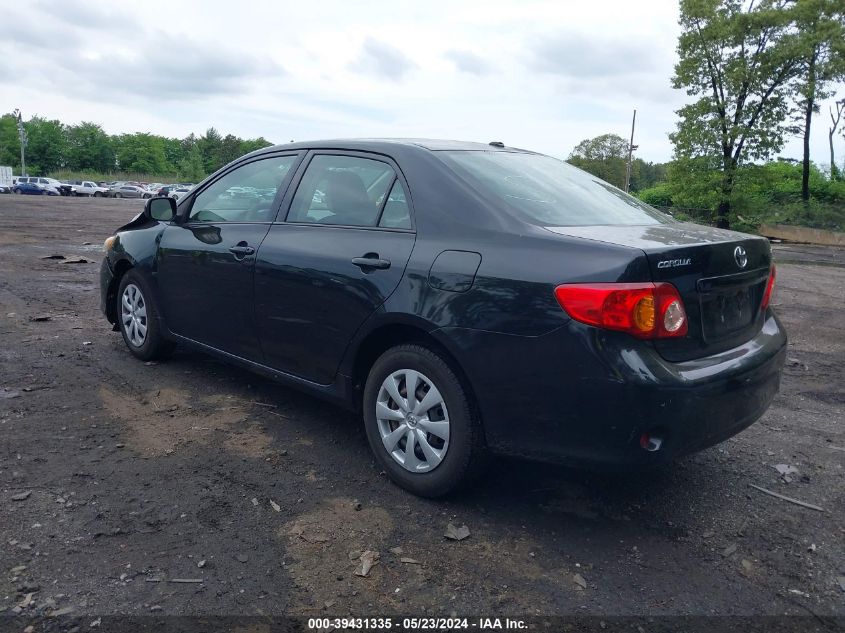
[{"x1": 488, "y1": 141, "x2": 505, "y2": 148}]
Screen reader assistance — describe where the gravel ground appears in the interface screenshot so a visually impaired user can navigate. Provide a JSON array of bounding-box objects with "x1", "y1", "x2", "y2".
[{"x1": 1, "y1": 195, "x2": 843, "y2": 619}]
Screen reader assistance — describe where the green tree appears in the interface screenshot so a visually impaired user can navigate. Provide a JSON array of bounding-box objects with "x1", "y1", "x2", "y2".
[
  {"x1": 567, "y1": 133, "x2": 629, "y2": 189},
  {"x1": 25, "y1": 117, "x2": 67, "y2": 174},
  {"x1": 66, "y1": 122, "x2": 113, "y2": 172},
  {"x1": 629, "y1": 159, "x2": 669, "y2": 192},
  {"x1": 0, "y1": 114, "x2": 21, "y2": 169},
  {"x1": 240, "y1": 136, "x2": 273, "y2": 156},
  {"x1": 789, "y1": 0, "x2": 845, "y2": 199},
  {"x1": 219, "y1": 134, "x2": 244, "y2": 167},
  {"x1": 671, "y1": 0, "x2": 803, "y2": 227},
  {"x1": 161, "y1": 137, "x2": 185, "y2": 173},
  {"x1": 178, "y1": 144, "x2": 206, "y2": 182},
  {"x1": 114, "y1": 133, "x2": 168, "y2": 174},
  {"x1": 197, "y1": 127, "x2": 223, "y2": 173}
]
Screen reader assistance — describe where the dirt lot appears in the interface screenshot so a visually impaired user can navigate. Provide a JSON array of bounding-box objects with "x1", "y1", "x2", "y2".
[{"x1": 1, "y1": 196, "x2": 844, "y2": 619}]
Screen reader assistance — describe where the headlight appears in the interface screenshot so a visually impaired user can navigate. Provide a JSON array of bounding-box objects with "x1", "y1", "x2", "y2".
[{"x1": 103, "y1": 236, "x2": 117, "y2": 252}]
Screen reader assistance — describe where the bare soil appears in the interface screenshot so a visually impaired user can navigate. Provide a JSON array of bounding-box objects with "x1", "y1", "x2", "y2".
[{"x1": 1, "y1": 196, "x2": 843, "y2": 618}]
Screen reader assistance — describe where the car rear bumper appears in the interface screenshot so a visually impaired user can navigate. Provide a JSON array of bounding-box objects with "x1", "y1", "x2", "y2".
[{"x1": 437, "y1": 311, "x2": 787, "y2": 466}]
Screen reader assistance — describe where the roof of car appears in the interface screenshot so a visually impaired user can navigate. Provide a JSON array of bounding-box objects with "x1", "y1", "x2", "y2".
[{"x1": 261, "y1": 138, "x2": 532, "y2": 154}]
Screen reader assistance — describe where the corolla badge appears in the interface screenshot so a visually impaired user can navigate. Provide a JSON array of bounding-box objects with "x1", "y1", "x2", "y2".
[
  {"x1": 657, "y1": 258, "x2": 692, "y2": 269},
  {"x1": 734, "y1": 245, "x2": 748, "y2": 268}
]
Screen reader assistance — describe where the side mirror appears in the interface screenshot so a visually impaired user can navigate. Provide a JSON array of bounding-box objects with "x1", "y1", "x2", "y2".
[{"x1": 145, "y1": 196, "x2": 177, "y2": 222}]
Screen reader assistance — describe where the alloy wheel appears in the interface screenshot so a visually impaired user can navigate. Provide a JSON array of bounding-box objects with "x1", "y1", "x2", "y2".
[
  {"x1": 121, "y1": 284, "x2": 148, "y2": 347},
  {"x1": 376, "y1": 369, "x2": 450, "y2": 473}
]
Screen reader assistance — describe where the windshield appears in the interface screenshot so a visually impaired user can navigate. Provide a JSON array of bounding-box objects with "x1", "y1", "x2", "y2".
[{"x1": 440, "y1": 151, "x2": 672, "y2": 227}]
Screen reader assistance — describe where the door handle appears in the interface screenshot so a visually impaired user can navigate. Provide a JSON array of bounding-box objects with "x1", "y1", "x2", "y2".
[
  {"x1": 228, "y1": 243, "x2": 255, "y2": 257},
  {"x1": 352, "y1": 254, "x2": 391, "y2": 270}
]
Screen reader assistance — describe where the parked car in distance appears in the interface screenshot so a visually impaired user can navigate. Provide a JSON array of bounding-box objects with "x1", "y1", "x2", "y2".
[
  {"x1": 13, "y1": 181, "x2": 58, "y2": 195},
  {"x1": 168, "y1": 186, "x2": 193, "y2": 201},
  {"x1": 69, "y1": 180, "x2": 110, "y2": 197},
  {"x1": 15, "y1": 177, "x2": 65, "y2": 195},
  {"x1": 56, "y1": 182, "x2": 76, "y2": 196},
  {"x1": 110, "y1": 185, "x2": 147, "y2": 199},
  {"x1": 99, "y1": 139, "x2": 786, "y2": 497},
  {"x1": 140, "y1": 185, "x2": 162, "y2": 199}
]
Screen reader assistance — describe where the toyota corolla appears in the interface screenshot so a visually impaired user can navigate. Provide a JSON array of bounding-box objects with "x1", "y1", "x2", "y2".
[{"x1": 100, "y1": 139, "x2": 786, "y2": 497}]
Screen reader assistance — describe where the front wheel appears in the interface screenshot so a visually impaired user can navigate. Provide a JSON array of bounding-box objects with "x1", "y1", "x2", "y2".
[
  {"x1": 114, "y1": 192, "x2": 122, "y2": 198},
  {"x1": 94, "y1": 191, "x2": 102, "y2": 197},
  {"x1": 363, "y1": 344, "x2": 485, "y2": 497},
  {"x1": 117, "y1": 270, "x2": 175, "y2": 361}
]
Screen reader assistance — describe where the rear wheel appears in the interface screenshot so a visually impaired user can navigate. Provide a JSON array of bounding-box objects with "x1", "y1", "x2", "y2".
[
  {"x1": 363, "y1": 344, "x2": 485, "y2": 497},
  {"x1": 117, "y1": 270, "x2": 175, "y2": 361}
]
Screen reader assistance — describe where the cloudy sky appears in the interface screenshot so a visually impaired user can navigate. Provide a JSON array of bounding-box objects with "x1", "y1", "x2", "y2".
[{"x1": 1, "y1": 0, "x2": 840, "y2": 164}]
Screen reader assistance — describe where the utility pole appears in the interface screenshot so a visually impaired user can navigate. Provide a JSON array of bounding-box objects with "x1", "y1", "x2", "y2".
[
  {"x1": 624, "y1": 109, "x2": 638, "y2": 193},
  {"x1": 12, "y1": 109, "x2": 27, "y2": 176}
]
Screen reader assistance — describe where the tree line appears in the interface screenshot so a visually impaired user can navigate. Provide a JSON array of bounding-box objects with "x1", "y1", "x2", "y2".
[
  {"x1": 570, "y1": 0, "x2": 845, "y2": 231},
  {"x1": 568, "y1": 129, "x2": 844, "y2": 232},
  {"x1": 0, "y1": 114, "x2": 273, "y2": 182},
  {"x1": 670, "y1": 0, "x2": 845, "y2": 227}
]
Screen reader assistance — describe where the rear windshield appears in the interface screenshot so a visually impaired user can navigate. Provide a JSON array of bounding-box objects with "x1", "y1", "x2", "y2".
[{"x1": 440, "y1": 151, "x2": 672, "y2": 227}]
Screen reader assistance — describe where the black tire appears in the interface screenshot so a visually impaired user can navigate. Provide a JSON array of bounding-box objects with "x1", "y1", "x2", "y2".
[
  {"x1": 116, "y1": 269, "x2": 175, "y2": 361},
  {"x1": 363, "y1": 344, "x2": 485, "y2": 497},
  {"x1": 114, "y1": 192, "x2": 122, "y2": 198},
  {"x1": 41, "y1": 190, "x2": 48, "y2": 195},
  {"x1": 94, "y1": 191, "x2": 102, "y2": 197},
  {"x1": 13, "y1": 188, "x2": 21, "y2": 194}
]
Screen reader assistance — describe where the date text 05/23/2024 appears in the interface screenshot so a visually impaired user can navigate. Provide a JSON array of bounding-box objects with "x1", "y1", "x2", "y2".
[{"x1": 306, "y1": 617, "x2": 528, "y2": 630}]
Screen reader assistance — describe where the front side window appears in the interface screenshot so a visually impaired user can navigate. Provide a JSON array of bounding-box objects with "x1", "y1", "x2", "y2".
[
  {"x1": 189, "y1": 155, "x2": 297, "y2": 223},
  {"x1": 440, "y1": 151, "x2": 673, "y2": 227},
  {"x1": 287, "y1": 155, "x2": 395, "y2": 227}
]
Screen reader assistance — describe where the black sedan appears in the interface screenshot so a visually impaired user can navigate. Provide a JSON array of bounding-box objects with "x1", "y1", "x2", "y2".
[
  {"x1": 13, "y1": 182, "x2": 58, "y2": 195},
  {"x1": 99, "y1": 139, "x2": 786, "y2": 496}
]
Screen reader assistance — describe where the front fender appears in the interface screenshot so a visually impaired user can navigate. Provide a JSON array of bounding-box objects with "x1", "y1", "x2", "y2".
[{"x1": 102, "y1": 221, "x2": 169, "y2": 325}]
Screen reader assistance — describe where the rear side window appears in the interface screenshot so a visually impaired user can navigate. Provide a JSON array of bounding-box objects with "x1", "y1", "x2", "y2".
[
  {"x1": 379, "y1": 180, "x2": 411, "y2": 229},
  {"x1": 287, "y1": 155, "x2": 395, "y2": 227},
  {"x1": 440, "y1": 151, "x2": 672, "y2": 227}
]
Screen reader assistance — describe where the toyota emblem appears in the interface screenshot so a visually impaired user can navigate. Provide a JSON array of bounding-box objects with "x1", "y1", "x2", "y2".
[{"x1": 734, "y1": 245, "x2": 748, "y2": 268}]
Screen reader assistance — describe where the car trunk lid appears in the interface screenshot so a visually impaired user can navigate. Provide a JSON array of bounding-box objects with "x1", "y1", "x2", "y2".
[{"x1": 545, "y1": 222, "x2": 772, "y2": 361}]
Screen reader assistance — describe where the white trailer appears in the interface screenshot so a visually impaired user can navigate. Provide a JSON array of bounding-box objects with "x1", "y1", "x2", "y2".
[{"x1": 0, "y1": 166, "x2": 12, "y2": 190}]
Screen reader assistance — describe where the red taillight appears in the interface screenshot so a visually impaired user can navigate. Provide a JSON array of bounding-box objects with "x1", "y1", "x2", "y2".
[
  {"x1": 554, "y1": 282, "x2": 688, "y2": 339},
  {"x1": 760, "y1": 265, "x2": 776, "y2": 312}
]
